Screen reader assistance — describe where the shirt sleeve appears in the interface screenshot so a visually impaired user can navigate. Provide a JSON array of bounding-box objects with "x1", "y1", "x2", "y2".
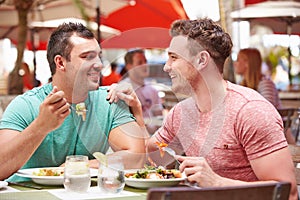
[
  {"x1": 110, "y1": 99, "x2": 136, "y2": 130},
  {"x1": 0, "y1": 95, "x2": 36, "y2": 131},
  {"x1": 154, "y1": 105, "x2": 181, "y2": 148},
  {"x1": 235, "y1": 100, "x2": 287, "y2": 160}
]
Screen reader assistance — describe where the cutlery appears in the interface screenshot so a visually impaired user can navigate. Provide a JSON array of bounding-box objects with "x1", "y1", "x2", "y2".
[
  {"x1": 8, "y1": 181, "x2": 43, "y2": 190},
  {"x1": 162, "y1": 147, "x2": 181, "y2": 165}
]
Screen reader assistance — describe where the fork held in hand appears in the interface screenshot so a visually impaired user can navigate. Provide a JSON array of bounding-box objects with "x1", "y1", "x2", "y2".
[{"x1": 162, "y1": 147, "x2": 181, "y2": 165}]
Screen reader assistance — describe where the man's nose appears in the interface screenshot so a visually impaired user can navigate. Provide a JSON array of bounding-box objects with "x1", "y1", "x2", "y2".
[
  {"x1": 94, "y1": 59, "x2": 103, "y2": 71},
  {"x1": 163, "y1": 62, "x2": 171, "y2": 72}
]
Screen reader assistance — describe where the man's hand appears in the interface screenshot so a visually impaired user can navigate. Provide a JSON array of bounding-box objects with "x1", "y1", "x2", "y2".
[
  {"x1": 106, "y1": 83, "x2": 146, "y2": 127},
  {"x1": 106, "y1": 83, "x2": 141, "y2": 108},
  {"x1": 177, "y1": 155, "x2": 222, "y2": 187},
  {"x1": 37, "y1": 86, "x2": 70, "y2": 133}
]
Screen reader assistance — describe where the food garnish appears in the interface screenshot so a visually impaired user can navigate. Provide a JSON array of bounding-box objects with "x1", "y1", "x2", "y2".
[
  {"x1": 93, "y1": 152, "x2": 107, "y2": 166},
  {"x1": 33, "y1": 168, "x2": 64, "y2": 176},
  {"x1": 155, "y1": 141, "x2": 168, "y2": 157},
  {"x1": 125, "y1": 166, "x2": 182, "y2": 179},
  {"x1": 75, "y1": 102, "x2": 87, "y2": 121}
]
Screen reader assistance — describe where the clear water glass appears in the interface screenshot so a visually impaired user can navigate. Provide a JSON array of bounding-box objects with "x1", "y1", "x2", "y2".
[
  {"x1": 63, "y1": 155, "x2": 91, "y2": 193},
  {"x1": 98, "y1": 155, "x2": 125, "y2": 193}
]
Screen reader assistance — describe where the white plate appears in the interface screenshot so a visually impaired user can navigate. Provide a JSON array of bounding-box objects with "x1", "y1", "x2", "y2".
[
  {"x1": 0, "y1": 181, "x2": 8, "y2": 189},
  {"x1": 15, "y1": 167, "x2": 98, "y2": 185},
  {"x1": 124, "y1": 169, "x2": 186, "y2": 189}
]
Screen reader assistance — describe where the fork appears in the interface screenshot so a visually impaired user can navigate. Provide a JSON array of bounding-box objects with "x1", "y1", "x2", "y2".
[{"x1": 162, "y1": 147, "x2": 181, "y2": 165}]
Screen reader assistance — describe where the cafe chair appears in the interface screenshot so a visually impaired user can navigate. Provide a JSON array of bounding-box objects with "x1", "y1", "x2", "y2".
[
  {"x1": 277, "y1": 108, "x2": 300, "y2": 143},
  {"x1": 288, "y1": 144, "x2": 300, "y2": 185},
  {"x1": 288, "y1": 144, "x2": 300, "y2": 164},
  {"x1": 147, "y1": 182, "x2": 291, "y2": 200}
]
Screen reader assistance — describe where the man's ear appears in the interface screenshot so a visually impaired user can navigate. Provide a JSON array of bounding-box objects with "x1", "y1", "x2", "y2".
[
  {"x1": 54, "y1": 55, "x2": 65, "y2": 71},
  {"x1": 195, "y1": 51, "x2": 210, "y2": 70}
]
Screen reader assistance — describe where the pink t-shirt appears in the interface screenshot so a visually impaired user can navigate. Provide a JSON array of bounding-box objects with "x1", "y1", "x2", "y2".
[{"x1": 155, "y1": 81, "x2": 287, "y2": 181}]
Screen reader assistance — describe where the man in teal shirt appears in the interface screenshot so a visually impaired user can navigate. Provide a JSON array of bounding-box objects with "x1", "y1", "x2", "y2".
[{"x1": 0, "y1": 22, "x2": 146, "y2": 181}]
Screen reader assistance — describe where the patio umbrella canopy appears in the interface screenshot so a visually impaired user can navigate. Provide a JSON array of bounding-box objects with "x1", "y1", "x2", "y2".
[
  {"x1": 102, "y1": 0, "x2": 187, "y2": 32},
  {"x1": 101, "y1": 27, "x2": 171, "y2": 49},
  {"x1": 100, "y1": 0, "x2": 187, "y2": 49},
  {"x1": 0, "y1": 0, "x2": 128, "y2": 44},
  {"x1": 231, "y1": 0, "x2": 300, "y2": 85},
  {"x1": 1, "y1": 18, "x2": 120, "y2": 50},
  {"x1": 0, "y1": 0, "x2": 128, "y2": 26},
  {"x1": 230, "y1": 1, "x2": 300, "y2": 35}
]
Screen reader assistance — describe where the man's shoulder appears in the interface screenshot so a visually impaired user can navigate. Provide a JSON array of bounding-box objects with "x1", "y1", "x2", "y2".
[
  {"x1": 227, "y1": 81, "x2": 266, "y2": 102},
  {"x1": 88, "y1": 87, "x2": 109, "y2": 102},
  {"x1": 9, "y1": 84, "x2": 51, "y2": 105}
]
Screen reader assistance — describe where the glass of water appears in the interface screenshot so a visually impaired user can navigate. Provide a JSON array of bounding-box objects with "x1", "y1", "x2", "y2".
[
  {"x1": 63, "y1": 155, "x2": 91, "y2": 193},
  {"x1": 98, "y1": 155, "x2": 125, "y2": 193}
]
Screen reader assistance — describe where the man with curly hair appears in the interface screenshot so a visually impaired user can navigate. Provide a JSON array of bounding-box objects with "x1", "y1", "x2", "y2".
[{"x1": 108, "y1": 18, "x2": 297, "y2": 200}]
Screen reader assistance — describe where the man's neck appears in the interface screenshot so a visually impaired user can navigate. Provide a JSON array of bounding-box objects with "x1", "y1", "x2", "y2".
[{"x1": 192, "y1": 78, "x2": 227, "y2": 113}]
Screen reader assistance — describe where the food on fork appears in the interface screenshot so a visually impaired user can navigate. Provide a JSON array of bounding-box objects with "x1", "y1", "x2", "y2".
[
  {"x1": 75, "y1": 102, "x2": 87, "y2": 121},
  {"x1": 155, "y1": 141, "x2": 168, "y2": 157},
  {"x1": 33, "y1": 168, "x2": 64, "y2": 176}
]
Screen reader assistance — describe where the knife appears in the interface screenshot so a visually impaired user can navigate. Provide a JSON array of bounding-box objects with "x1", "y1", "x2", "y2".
[{"x1": 8, "y1": 181, "x2": 43, "y2": 190}]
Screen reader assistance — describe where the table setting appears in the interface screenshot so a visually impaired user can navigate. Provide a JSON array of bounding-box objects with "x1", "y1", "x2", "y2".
[{"x1": 0, "y1": 150, "x2": 190, "y2": 200}]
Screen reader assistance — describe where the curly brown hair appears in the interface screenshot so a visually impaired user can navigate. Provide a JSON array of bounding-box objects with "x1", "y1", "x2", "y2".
[{"x1": 170, "y1": 18, "x2": 232, "y2": 73}]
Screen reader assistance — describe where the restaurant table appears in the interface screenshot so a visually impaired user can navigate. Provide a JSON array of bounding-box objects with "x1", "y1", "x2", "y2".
[{"x1": 0, "y1": 179, "x2": 148, "y2": 200}]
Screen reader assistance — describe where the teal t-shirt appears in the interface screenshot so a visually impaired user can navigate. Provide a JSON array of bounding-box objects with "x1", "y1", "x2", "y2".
[{"x1": 0, "y1": 83, "x2": 135, "y2": 182}]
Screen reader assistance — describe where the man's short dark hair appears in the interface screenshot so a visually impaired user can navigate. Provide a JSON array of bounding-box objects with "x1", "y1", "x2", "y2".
[{"x1": 47, "y1": 22, "x2": 95, "y2": 75}]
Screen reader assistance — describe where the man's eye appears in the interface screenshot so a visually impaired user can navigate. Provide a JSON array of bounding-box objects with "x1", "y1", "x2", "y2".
[
  {"x1": 87, "y1": 53, "x2": 96, "y2": 60},
  {"x1": 86, "y1": 53, "x2": 96, "y2": 60},
  {"x1": 170, "y1": 55, "x2": 177, "y2": 60}
]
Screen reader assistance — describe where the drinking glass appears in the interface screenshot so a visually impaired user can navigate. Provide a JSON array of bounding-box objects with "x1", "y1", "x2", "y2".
[
  {"x1": 98, "y1": 155, "x2": 125, "y2": 193},
  {"x1": 63, "y1": 155, "x2": 91, "y2": 193}
]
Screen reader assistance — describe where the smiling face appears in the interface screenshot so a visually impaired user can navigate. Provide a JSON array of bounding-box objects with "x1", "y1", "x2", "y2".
[
  {"x1": 65, "y1": 35, "x2": 102, "y2": 93},
  {"x1": 164, "y1": 35, "x2": 199, "y2": 94}
]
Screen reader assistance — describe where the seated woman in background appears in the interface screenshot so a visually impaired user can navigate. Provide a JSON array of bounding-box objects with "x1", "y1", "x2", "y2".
[
  {"x1": 234, "y1": 48, "x2": 295, "y2": 144},
  {"x1": 234, "y1": 48, "x2": 281, "y2": 109}
]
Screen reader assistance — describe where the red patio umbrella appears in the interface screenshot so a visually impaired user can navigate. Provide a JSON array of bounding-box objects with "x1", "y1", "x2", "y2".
[
  {"x1": 245, "y1": 0, "x2": 266, "y2": 5},
  {"x1": 102, "y1": 0, "x2": 187, "y2": 32},
  {"x1": 100, "y1": 0, "x2": 187, "y2": 48},
  {"x1": 101, "y1": 27, "x2": 171, "y2": 49}
]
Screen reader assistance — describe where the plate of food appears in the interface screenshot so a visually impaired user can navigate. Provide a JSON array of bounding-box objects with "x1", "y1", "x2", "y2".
[
  {"x1": 125, "y1": 166, "x2": 186, "y2": 189},
  {"x1": 15, "y1": 167, "x2": 98, "y2": 185}
]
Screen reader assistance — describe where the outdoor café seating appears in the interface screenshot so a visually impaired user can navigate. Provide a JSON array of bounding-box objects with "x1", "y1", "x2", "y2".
[{"x1": 278, "y1": 108, "x2": 300, "y2": 144}]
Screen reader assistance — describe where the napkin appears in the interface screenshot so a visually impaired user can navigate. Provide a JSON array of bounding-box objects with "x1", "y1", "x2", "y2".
[
  {"x1": 48, "y1": 186, "x2": 140, "y2": 200},
  {"x1": 0, "y1": 186, "x2": 19, "y2": 193}
]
